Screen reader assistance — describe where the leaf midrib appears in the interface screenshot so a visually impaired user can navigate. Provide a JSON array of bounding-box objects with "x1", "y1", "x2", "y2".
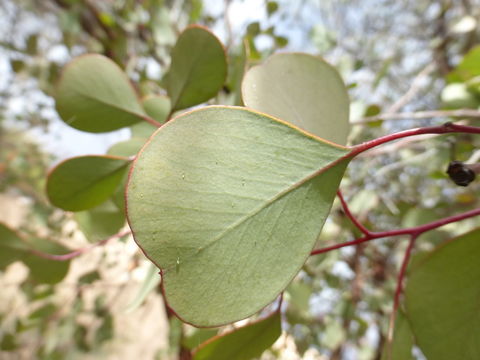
[{"x1": 162, "y1": 153, "x2": 349, "y2": 273}]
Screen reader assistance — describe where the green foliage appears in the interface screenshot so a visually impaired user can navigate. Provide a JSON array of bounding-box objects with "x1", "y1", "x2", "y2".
[
  {"x1": 193, "y1": 313, "x2": 281, "y2": 360},
  {"x1": 405, "y1": 228, "x2": 480, "y2": 360},
  {"x1": 55, "y1": 54, "x2": 146, "y2": 133},
  {"x1": 127, "y1": 106, "x2": 349, "y2": 326},
  {"x1": 46, "y1": 155, "x2": 130, "y2": 211},
  {"x1": 242, "y1": 53, "x2": 350, "y2": 145},
  {"x1": 167, "y1": 26, "x2": 227, "y2": 111}
]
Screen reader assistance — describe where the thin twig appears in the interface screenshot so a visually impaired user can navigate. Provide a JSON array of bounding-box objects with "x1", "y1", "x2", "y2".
[
  {"x1": 337, "y1": 190, "x2": 371, "y2": 236},
  {"x1": 386, "y1": 63, "x2": 436, "y2": 114},
  {"x1": 355, "y1": 109, "x2": 480, "y2": 124},
  {"x1": 28, "y1": 229, "x2": 131, "y2": 261},
  {"x1": 386, "y1": 234, "x2": 418, "y2": 359}
]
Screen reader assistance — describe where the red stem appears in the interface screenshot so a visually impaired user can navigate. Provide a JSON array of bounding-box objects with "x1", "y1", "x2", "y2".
[
  {"x1": 347, "y1": 122, "x2": 480, "y2": 158},
  {"x1": 337, "y1": 190, "x2": 371, "y2": 235},
  {"x1": 29, "y1": 229, "x2": 131, "y2": 261},
  {"x1": 386, "y1": 234, "x2": 418, "y2": 358},
  {"x1": 311, "y1": 207, "x2": 480, "y2": 256}
]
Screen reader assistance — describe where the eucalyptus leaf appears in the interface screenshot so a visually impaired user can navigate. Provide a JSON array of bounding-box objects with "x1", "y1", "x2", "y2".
[
  {"x1": 47, "y1": 155, "x2": 130, "y2": 211},
  {"x1": 127, "y1": 106, "x2": 350, "y2": 326},
  {"x1": 55, "y1": 54, "x2": 146, "y2": 133},
  {"x1": 142, "y1": 95, "x2": 170, "y2": 124},
  {"x1": 405, "y1": 228, "x2": 480, "y2": 360},
  {"x1": 242, "y1": 53, "x2": 350, "y2": 145},
  {"x1": 167, "y1": 26, "x2": 227, "y2": 111}
]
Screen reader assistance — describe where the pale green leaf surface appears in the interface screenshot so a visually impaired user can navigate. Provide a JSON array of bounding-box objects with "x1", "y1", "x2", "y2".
[
  {"x1": 127, "y1": 106, "x2": 349, "y2": 326},
  {"x1": 405, "y1": 228, "x2": 480, "y2": 360},
  {"x1": 47, "y1": 155, "x2": 130, "y2": 211},
  {"x1": 193, "y1": 312, "x2": 281, "y2": 360},
  {"x1": 142, "y1": 95, "x2": 171, "y2": 124},
  {"x1": 167, "y1": 26, "x2": 227, "y2": 111},
  {"x1": 242, "y1": 53, "x2": 350, "y2": 145},
  {"x1": 55, "y1": 54, "x2": 146, "y2": 133}
]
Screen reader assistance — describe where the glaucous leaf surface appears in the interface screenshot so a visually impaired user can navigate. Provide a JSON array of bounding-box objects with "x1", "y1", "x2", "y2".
[
  {"x1": 47, "y1": 155, "x2": 130, "y2": 211},
  {"x1": 127, "y1": 106, "x2": 350, "y2": 326},
  {"x1": 193, "y1": 312, "x2": 281, "y2": 360},
  {"x1": 55, "y1": 54, "x2": 146, "y2": 133},
  {"x1": 405, "y1": 228, "x2": 480, "y2": 360},
  {"x1": 242, "y1": 53, "x2": 350, "y2": 145},
  {"x1": 167, "y1": 26, "x2": 227, "y2": 111},
  {"x1": 142, "y1": 95, "x2": 171, "y2": 124}
]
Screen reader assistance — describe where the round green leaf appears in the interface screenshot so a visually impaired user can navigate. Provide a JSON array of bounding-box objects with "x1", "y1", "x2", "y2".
[
  {"x1": 193, "y1": 312, "x2": 281, "y2": 360},
  {"x1": 167, "y1": 26, "x2": 227, "y2": 111},
  {"x1": 55, "y1": 54, "x2": 146, "y2": 133},
  {"x1": 126, "y1": 106, "x2": 350, "y2": 326},
  {"x1": 405, "y1": 228, "x2": 480, "y2": 360},
  {"x1": 47, "y1": 155, "x2": 130, "y2": 211},
  {"x1": 0, "y1": 223, "x2": 29, "y2": 270},
  {"x1": 142, "y1": 95, "x2": 171, "y2": 124},
  {"x1": 242, "y1": 53, "x2": 350, "y2": 145}
]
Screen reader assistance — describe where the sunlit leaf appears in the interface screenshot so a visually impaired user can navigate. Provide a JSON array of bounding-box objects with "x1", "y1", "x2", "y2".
[
  {"x1": 193, "y1": 312, "x2": 281, "y2": 360},
  {"x1": 167, "y1": 26, "x2": 227, "y2": 111},
  {"x1": 242, "y1": 53, "x2": 350, "y2": 145},
  {"x1": 47, "y1": 155, "x2": 130, "y2": 211},
  {"x1": 127, "y1": 106, "x2": 350, "y2": 326},
  {"x1": 55, "y1": 54, "x2": 146, "y2": 133},
  {"x1": 405, "y1": 228, "x2": 480, "y2": 360}
]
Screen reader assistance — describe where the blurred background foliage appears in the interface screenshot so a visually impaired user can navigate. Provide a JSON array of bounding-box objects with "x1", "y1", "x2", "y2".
[{"x1": 1, "y1": 0, "x2": 479, "y2": 359}]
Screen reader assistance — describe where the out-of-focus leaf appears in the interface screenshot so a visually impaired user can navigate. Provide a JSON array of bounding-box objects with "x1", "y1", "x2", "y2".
[
  {"x1": 447, "y1": 45, "x2": 480, "y2": 82},
  {"x1": 193, "y1": 312, "x2": 281, "y2": 360},
  {"x1": 47, "y1": 155, "x2": 130, "y2": 211},
  {"x1": 107, "y1": 138, "x2": 146, "y2": 157},
  {"x1": 142, "y1": 95, "x2": 171, "y2": 124},
  {"x1": 22, "y1": 238, "x2": 70, "y2": 284},
  {"x1": 405, "y1": 228, "x2": 480, "y2": 360},
  {"x1": 182, "y1": 328, "x2": 218, "y2": 350},
  {"x1": 381, "y1": 311, "x2": 413, "y2": 360},
  {"x1": 0, "y1": 222, "x2": 29, "y2": 269},
  {"x1": 74, "y1": 201, "x2": 125, "y2": 242}
]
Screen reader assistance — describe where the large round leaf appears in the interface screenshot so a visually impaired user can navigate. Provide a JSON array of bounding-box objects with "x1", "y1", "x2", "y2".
[
  {"x1": 55, "y1": 54, "x2": 147, "y2": 133},
  {"x1": 167, "y1": 26, "x2": 227, "y2": 111},
  {"x1": 126, "y1": 106, "x2": 350, "y2": 326},
  {"x1": 242, "y1": 53, "x2": 350, "y2": 145},
  {"x1": 405, "y1": 228, "x2": 480, "y2": 360},
  {"x1": 47, "y1": 155, "x2": 130, "y2": 211}
]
